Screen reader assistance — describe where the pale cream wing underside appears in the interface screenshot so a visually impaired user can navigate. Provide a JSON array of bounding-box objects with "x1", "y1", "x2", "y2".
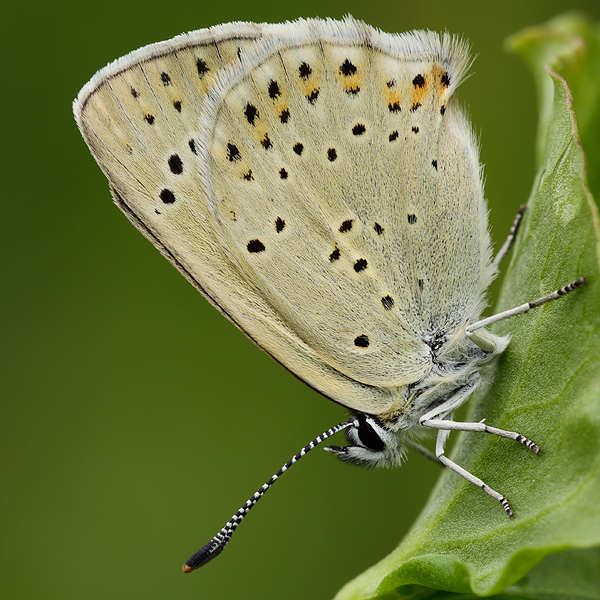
[
  {"x1": 74, "y1": 19, "x2": 408, "y2": 415},
  {"x1": 74, "y1": 18, "x2": 486, "y2": 416}
]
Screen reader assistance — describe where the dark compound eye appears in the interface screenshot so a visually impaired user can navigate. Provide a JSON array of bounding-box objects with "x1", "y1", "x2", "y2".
[{"x1": 357, "y1": 419, "x2": 385, "y2": 452}]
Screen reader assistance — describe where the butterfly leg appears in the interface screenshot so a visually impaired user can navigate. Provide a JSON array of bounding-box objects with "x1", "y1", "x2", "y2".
[
  {"x1": 492, "y1": 205, "x2": 526, "y2": 267},
  {"x1": 419, "y1": 377, "x2": 481, "y2": 424},
  {"x1": 418, "y1": 378, "x2": 538, "y2": 516},
  {"x1": 467, "y1": 277, "x2": 585, "y2": 334},
  {"x1": 421, "y1": 417, "x2": 541, "y2": 454},
  {"x1": 418, "y1": 378, "x2": 538, "y2": 454},
  {"x1": 404, "y1": 439, "x2": 441, "y2": 464},
  {"x1": 430, "y1": 417, "x2": 515, "y2": 517}
]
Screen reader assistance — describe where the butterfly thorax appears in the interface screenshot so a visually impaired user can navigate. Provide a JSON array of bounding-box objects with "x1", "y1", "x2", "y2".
[{"x1": 380, "y1": 322, "x2": 504, "y2": 422}]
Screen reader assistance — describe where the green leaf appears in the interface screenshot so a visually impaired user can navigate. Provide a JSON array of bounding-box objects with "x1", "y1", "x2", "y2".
[
  {"x1": 335, "y1": 14, "x2": 600, "y2": 600},
  {"x1": 502, "y1": 547, "x2": 600, "y2": 600},
  {"x1": 504, "y1": 12, "x2": 600, "y2": 204}
]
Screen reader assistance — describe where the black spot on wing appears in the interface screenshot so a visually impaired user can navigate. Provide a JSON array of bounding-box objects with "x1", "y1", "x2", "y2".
[
  {"x1": 381, "y1": 296, "x2": 394, "y2": 310},
  {"x1": 339, "y1": 219, "x2": 353, "y2": 233},
  {"x1": 247, "y1": 239, "x2": 265, "y2": 253},
  {"x1": 160, "y1": 189, "x2": 175, "y2": 204},
  {"x1": 261, "y1": 134, "x2": 272, "y2": 150},
  {"x1": 245, "y1": 103, "x2": 259, "y2": 125},
  {"x1": 354, "y1": 335, "x2": 369, "y2": 348},
  {"x1": 196, "y1": 58, "x2": 209, "y2": 77},
  {"x1": 268, "y1": 80, "x2": 281, "y2": 99},
  {"x1": 412, "y1": 74, "x2": 425, "y2": 87},
  {"x1": 306, "y1": 89, "x2": 320, "y2": 103},
  {"x1": 340, "y1": 59, "x2": 357, "y2": 76},
  {"x1": 168, "y1": 154, "x2": 183, "y2": 174},
  {"x1": 227, "y1": 143, "x2": 241, "y2": 161},
  {"x1": 299, "y1": 62, "x2": 312, "y2": 79},
  {"x1": 275, "y1": 217, "x2": 285, "y2": 232},
  {"x1": 353, "y1": 259, "x2": 367, "y2": 272}
]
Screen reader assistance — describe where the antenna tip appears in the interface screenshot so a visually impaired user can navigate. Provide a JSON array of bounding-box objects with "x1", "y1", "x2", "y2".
[{"x1": 182, "y1": 563, "x2": 194, "y2": 573}]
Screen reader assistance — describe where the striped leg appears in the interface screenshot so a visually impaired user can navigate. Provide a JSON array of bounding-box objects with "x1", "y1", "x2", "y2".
[
  {"x1": 467, "y1": 277, "x2": 586, "y2": 334},
  {"x1": 421, "y1": 418, "x2": 540, "y2": 454},
  {"x1": 420, "y1": 381, "x2": 540, "y2": 516},
  {"x1": 492, "y1": 205, "x2": 526, "y2": 267},
  {"x1": 433, "y1": 422, "x2": 514, "y2": 516}
]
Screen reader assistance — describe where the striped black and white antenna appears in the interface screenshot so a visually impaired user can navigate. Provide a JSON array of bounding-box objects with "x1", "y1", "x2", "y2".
[{"x1": 182, "y1": 418, "x2": 357, "y2": 572}]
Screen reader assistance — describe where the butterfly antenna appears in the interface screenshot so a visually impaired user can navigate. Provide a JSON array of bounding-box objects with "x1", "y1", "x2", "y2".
[{"x1": 182, "y1": 418, "x2": 357, "y2": 572}]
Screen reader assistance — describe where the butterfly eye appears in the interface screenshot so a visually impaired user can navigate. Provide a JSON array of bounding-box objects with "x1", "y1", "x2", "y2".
[{"x1": 357, "y1": 419, "x2": 385, "y2": 452}]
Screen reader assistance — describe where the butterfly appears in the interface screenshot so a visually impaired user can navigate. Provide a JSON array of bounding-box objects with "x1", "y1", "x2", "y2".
[{"x1": 74, "y1": 17, "x2": 585, "y2": 571}]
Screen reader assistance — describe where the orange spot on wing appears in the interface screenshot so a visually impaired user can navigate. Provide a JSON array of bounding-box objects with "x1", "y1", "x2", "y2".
[
  {"x1": 431, "y1": 64, "x2": 450, "y2": 113},
  {"x1": 266, "y1": 84, "x2": 289, "y2": 118},
  {"x1": 411, "y1": 76, "x2": 428, "y2": 108},
  {"x1": 274, "y1": 99, "x2": 288, "y2": 115},
  {"x1": 298, "y1": 72, "x2": 320, "y2": 101},
  {"x1": 252, "y1": 122, "x2": 270, "y2": 145},
  {"x1": 340, "y1": 72, "x2": 362, "y2": 94},
  {"x1": 431, "y1": 64, "x2": 450, "y2": 93},
  {"x1": 384, "y1": 85, "x2": 402, "y2": 112}
]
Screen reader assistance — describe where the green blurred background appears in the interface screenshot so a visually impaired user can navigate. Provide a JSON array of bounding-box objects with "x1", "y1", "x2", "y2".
[{"x1": 3, "y1": 1, "x2": 599, "y2": 599}]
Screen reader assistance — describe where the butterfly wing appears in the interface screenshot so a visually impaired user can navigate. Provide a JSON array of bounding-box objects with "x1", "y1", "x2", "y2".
[{"x1": 74, "y1": 18, "x2": 492, "y2": 417}]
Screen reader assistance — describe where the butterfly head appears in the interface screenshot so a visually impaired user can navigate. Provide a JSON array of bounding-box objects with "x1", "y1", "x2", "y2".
[{"x1": 325, "y1": 414, "x2": 404, "y2": 468}]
